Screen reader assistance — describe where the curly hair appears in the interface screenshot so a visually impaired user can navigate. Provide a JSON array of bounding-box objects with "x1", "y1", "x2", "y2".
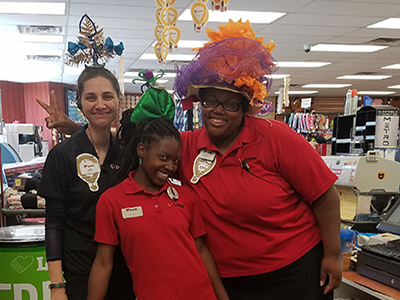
[{"x1": 113, "y1": 109, "x2": 180, "y2": 184}]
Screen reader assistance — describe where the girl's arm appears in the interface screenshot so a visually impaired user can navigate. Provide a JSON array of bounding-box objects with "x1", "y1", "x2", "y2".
[
  {"x1": 47, "y1": 261, "x2": 67, "y2": 300},
  {"x1": 87, "y1": 244, "x2": 116, "y2": 300},
  {"x1": 45, "y1": 197, "x2": 67, "y2": 300},
  {"x1": 195, "y1": 237, "x2": 230, "y2": 300}
]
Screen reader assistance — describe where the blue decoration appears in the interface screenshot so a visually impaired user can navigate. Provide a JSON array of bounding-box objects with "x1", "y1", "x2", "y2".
[
  {"x1": 67, "y1": 40, "x2": 88, "y2": 56},
  {"x1": 105, "y1": 37, "x2": 124, "y2": 55}
]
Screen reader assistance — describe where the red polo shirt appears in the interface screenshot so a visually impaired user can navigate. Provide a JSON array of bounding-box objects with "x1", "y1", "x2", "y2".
[
  {"x1": 178, "y1": 116, "x2": 338, "y2": 277},
  {"x1": 95, "y1": 172, "x2": 217, "y2": 300}
]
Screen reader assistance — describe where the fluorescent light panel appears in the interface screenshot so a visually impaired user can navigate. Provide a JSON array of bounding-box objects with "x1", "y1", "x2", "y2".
[
  {"x1": 311, "y1": 44, "x2": 387, "y2": 53},
  {"x1": 278, "y1": 62, "x2": 331, "y2": 68},
  {"x1": 358, "y1": 91, "x2": 395, "y2": 95},
  {"x1": 381, "y1": 64, "x2": 400, "y2": 69},
  {"x1": 337, "y1": 75, "x2": 392, "y2": 80},
  {"x1": 302, "y1": 84, "x2": 352, "y2": 88},
  {"x1": 388, "y1": 85, "x2": 400, "y2": 89},
  {"x1": 0, "y1": 2, "x2": 65, "y2": 15},
  {"x1": 179, "y1": 9, "x2": 285, "y2": 24},
  {"x1": 368, "y1": 18, "x2": 400, "y2": 29}
]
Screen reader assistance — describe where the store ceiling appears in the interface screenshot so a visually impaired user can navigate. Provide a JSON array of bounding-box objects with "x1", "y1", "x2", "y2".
[{"x1": 1, "y1": 0, "x2": 400, "y2": 99}]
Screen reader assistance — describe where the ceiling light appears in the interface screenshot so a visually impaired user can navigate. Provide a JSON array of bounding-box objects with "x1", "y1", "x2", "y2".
[
  {"x1": 179, "y1": 9, "x2": 285, "y2": 24},
  {"x1": 311, "y1": 44, "x2": 387, "y2": 53},
  {"x1": 337, "y1": 75, "x2": 392, "y2": 80},
  {"x1": 357, "y1": 91, "x2": 395, "y2": 95},
  {"x1": 277, "y1": 62, "x2": 331, "y2": 68},
  {"x1": 388, "y1": 85, "x2": 400, "y2": 89},
  {"x1": 0, "y1": 2, "x2": 65, "y2": 15},
  {"x1": 139, "y1": 53, "x2": 195, "y2": 61},
  {"x1": 274, "y1": 91, "x2": 319, "y2": 95},
  {"x1": 302, "y1": 84, "x2": 352, "y2": 88},
  {"x1": 368, "y1": 18, "x2": 400, "y2": 29},
  {"x1": 381, "y1": 64, "x2": 400, "y2": 69}
]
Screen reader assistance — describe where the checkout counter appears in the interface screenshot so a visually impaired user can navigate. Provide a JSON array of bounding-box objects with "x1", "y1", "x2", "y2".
[{"x1": 323, "y1": 153, "x2": 400, "y2": 299}]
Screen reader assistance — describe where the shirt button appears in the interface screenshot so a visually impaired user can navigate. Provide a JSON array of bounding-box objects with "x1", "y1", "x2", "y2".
[{"x1": 155, "y1": 204, "x2": 159, "y2": 208}]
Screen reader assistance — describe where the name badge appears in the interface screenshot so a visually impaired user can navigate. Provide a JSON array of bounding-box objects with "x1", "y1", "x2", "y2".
[
  {"x1": 190, "y1": 149, "x2": 216, "y2": 184},
  {"x1": 121, "y1": 206, "x2": 143, "y2": 219},
  {"x1": 76, "y1": 153, "x2": 101, "y2": 192}
]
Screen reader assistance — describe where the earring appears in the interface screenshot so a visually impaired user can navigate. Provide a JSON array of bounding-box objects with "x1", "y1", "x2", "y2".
[{"x1": 139, "y1": 157, "x2": 142, "y2": 165}]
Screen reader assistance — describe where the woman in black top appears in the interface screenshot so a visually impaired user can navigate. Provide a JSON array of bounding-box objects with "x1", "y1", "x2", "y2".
[{"x1": 38, "y1": 66, "x2": 134, "y2": 300}]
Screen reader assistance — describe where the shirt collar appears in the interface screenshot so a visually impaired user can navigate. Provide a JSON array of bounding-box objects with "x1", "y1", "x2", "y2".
[{"x1": 122, "y1": 171, "x2": 171, "y2": 195}]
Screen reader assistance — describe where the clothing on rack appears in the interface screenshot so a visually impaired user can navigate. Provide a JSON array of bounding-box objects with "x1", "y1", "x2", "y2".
[{"x1": 284, "y1": 111, "x2": 330, "y2": 135}]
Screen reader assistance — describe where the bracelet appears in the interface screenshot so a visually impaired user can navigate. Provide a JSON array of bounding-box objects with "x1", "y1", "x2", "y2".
[{"x1": 48, "y1": 282, "x2": 66, "y2": 289}]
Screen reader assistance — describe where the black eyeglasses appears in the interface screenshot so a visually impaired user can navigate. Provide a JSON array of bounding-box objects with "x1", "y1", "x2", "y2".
[{"x1": 201, "y1": 99, "x2": 241, "y2": 112}]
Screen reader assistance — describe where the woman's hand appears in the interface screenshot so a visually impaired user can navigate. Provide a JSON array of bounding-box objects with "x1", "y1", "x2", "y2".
[
  {"x1": 50, "y1": 287, "x2": 68, "y2": 300},
  {"x1": 36, "y1": 90, "x2": 80, "y2": 135},
  {"x1": 320, "y1": 253, "x2": 342, "y2": 294}
]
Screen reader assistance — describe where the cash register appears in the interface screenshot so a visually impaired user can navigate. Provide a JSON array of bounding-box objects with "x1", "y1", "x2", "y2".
[
  {"x1": 322, "y1": 153, "x2": 400, "y2": 290},
  {"x1": 322, "y1": 153, "x2": 400, "y2": 225},
  {"x1": 357, "y1": 200, "x2": 400, "y2": 290}
]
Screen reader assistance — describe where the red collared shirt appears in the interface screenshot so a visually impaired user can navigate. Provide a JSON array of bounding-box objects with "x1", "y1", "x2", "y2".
[
  {"x1": 95, "y1": 172, "x2": 217, "y2": 300},
  {"x1": 178, "y1": 115, "x2": 337, "y2": 277}
]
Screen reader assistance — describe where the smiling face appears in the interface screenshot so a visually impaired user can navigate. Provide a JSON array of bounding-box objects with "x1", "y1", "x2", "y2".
[
  {"x1": 135, "y1": 137, "x2": 181, "y2": 193},
  {"x1": 80, "y1": 76, "x2": 120, "y2": 129},
  {"x1": 200, "y1": 88, "x2": 245, "y2": 152}
]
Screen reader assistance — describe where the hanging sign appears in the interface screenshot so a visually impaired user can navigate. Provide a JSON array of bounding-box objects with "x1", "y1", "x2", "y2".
[
  {"x1": 375, "y1": 109, "x2": 399, "y2": 148},
  {"x1": 162, "y1": 26, "x2": 171, "y2": 46},
  {"x1": 160, "y1": 43, "x2": 169, "y2": 64},
  {"x1": 155, "y1": 7, "x2": 163, "y2": 24},
  {"x1": 211, "y1": 0, "x2": 222, "y2": 11},
  {"x1": 154, "y1": 42, "x2": 163, "y2": 63},
  {"x1": 160, "y1": 7, "x2": 169, "y2": 26},
  {"x1": 167, "y1": 6, "x2": 178, "y2": 25},
  {"x1": 169, "y1": 26, "x2": 181, "y2": 49},
  {"x1": 191, "y1": 2, "x2": 209, "y2": 32},
  {"x1": 154, "y1": 24, "x2": 164, "y2": 41},
  {"x1": 222, "y1": 0, "x2": 230, "y2": 11}
]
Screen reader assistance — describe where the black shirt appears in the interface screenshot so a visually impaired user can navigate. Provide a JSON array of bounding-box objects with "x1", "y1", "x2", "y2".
[{"x1": 39, "y1": 125, "x2": 121, "y2": 274}]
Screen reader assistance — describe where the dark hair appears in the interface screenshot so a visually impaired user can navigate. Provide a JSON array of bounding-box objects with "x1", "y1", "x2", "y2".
[
  {"x1": 198, "y1": 88, "x2": 249, "y2": 113},
  {"x1": 113, "y1": 109, "x2": 181, "y2": 183},
  {"x1": 76, "y1": 66, "x2": 121, "y2": 109}
]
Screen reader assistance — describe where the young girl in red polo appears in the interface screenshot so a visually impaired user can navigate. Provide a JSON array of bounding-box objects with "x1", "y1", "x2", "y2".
[{"x1": 87, "y1": 71, "x2": 229, "y2": 300}]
